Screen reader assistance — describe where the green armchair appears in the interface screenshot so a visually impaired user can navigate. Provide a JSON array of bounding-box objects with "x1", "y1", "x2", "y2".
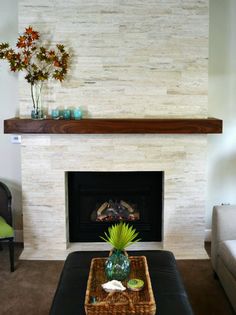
[{"x1": 0, "y1": 181, "x2": 14, "y2": 272}]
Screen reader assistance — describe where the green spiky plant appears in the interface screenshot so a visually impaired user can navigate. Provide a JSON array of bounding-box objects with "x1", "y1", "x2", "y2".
[{"x1": 100, "y1": 221, "x2": 141, "y2": 251}]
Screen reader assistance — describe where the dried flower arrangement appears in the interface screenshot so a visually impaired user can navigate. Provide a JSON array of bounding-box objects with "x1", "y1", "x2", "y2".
[{"x1": 0, "y1": 26, "x2": 70, "y2": 119}]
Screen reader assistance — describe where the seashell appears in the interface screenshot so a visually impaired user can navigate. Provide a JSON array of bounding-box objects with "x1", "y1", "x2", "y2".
[{"x1": 101, "y1": 280, "x2": 126, "y2": 292}]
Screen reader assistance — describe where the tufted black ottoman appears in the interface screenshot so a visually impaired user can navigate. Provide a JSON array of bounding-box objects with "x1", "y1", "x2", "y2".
[{"x1": 49, "y1": 250, "x2": 194, "y2": 315}]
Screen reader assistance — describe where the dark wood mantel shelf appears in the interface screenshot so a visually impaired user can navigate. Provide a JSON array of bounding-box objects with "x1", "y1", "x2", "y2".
[{"x1": 4, "y1": 117, "x2": 222, "y2": 134}]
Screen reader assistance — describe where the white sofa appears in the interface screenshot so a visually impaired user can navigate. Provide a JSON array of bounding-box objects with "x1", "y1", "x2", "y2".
[{"x1": 211, "y1": 205, "x2": 236, "y2": 312}]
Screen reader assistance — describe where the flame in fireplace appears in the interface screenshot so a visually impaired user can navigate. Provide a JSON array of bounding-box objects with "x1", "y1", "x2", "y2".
[{"x1": 90, "y1": 199, "x2": 140, "y2": 222}]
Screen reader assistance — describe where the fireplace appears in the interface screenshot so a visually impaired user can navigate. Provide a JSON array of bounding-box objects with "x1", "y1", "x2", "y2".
[
  {"x1": 16, "y1": 0, "x2": 209, "y2": 260},
  {"x1": 19, "y1": 135, "x2": 208, "y2": 260},
  {"x1": 68, "y1": 171, "x2": 163, "y2": 242}
]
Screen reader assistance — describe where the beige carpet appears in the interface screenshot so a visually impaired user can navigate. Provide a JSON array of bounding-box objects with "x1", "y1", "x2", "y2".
[{"x1": 0, "y1": 244, "x2": 235, "y2": 315}]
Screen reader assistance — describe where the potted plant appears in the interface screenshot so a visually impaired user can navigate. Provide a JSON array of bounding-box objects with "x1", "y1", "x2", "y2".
[
  {"x1": 0, "y1": 26, "x2": 70, "y2": 119},
  {"x1": 100, "y1": 221, "x2": 141, "y2": 281}
]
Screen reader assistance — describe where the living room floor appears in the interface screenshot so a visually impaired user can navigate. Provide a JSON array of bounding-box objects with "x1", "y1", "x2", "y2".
[{"x1": 0, "y1": 243, "x2": 235, "y2": 315}]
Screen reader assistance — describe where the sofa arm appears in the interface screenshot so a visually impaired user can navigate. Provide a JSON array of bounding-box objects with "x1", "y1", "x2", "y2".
[{"x1": 211, "y1": 205, "x2": 236, "y2": 270}]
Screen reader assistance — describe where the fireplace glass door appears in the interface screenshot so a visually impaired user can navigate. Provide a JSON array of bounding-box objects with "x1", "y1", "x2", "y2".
[{"x1": 68, "y1": 171, "x2": 163, "y2": 242}]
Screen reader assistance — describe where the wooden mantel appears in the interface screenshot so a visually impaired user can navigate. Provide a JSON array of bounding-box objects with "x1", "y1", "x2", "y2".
[{"x1": 4, "y1": 117, "x2": 222, "y2": 134}]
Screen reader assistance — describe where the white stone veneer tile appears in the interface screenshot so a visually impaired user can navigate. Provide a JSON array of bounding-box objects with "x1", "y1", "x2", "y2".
[{"x1": 19, "y1": 0, "x2": 209, "y2": 259}]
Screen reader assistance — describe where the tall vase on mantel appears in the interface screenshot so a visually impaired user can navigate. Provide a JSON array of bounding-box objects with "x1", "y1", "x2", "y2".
[
  {"x1": 31, "y1": 82, "x2": 44, "y2": 120},
  {"x1": 0, "y1": 26, "x2": 70, "y2": 120}
]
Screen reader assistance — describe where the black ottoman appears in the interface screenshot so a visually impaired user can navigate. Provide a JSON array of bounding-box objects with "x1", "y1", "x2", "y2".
[{"x1": 49, "y1": 250, "x2": 194, "y2": 315}]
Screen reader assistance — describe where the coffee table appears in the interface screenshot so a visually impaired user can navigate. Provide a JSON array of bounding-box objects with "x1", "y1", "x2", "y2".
[{"x1": 49, "y1": 250, "x2": 194, "y2": 315}]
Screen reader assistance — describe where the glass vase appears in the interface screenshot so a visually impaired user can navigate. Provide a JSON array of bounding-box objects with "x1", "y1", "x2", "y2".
[
  {"x1": 105, "y1": 249, "x2": 130, "y2": 281},
  {"x1": 31, "y1": 82, "x2": 44, "y2": 120}
]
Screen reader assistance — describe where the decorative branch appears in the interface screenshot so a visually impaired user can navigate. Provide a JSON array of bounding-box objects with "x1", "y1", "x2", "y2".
[{"x1": 0, "y1": 26, "x2": 70, "y2": 85}]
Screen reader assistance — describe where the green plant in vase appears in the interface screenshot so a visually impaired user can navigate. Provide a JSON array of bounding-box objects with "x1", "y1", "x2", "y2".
[
  {"x1": 100, "y1": 221, "x2": 141, "y2": 281},
  {"x1": 0, "y1": 26, "x2": 70, "y2": 119}
]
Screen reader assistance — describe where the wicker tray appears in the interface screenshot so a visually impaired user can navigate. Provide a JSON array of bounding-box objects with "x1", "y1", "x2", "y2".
[{"x1": 84, "y1": 256, "x2": 156, "y2": 315}]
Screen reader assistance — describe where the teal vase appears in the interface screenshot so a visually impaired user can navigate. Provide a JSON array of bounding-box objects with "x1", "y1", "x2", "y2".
[{"x1": 105, "y1": 250, "x2": 130, "y2": 281}]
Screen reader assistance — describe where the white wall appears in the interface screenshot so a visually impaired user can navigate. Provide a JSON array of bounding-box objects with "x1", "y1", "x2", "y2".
[
  {"x1": 0, "y1": 0, "x2": 22, "y2": 236},
  {"x1": 207, "y1": 0, "x2": 236, "y2": 230}
]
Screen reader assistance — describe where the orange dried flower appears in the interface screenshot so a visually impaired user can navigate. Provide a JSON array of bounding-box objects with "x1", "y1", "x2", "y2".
[{"x1": 0, "y1": 25, "x2": 70, "y2": 85}]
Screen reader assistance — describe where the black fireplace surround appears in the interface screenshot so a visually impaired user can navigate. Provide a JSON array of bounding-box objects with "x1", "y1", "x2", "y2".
[{"x1": 68, "y1": 171, "x2": 163, "y2": 242}]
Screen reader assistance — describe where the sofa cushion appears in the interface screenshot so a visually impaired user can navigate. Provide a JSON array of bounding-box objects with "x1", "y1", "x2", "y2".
[{"x1": 219, "y1": 240, "x2": 236, "y2": 278}]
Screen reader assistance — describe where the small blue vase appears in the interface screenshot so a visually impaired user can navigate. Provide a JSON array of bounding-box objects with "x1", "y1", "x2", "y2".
[
  {"x1": 51, "y1": 109, "x2": 60, "y2": 119},
  {"x1": 73, "y1": 108, "x2": 82, "y2": 120},
  {"x1": 105, "y1": 250, "x2": 130, "y2": 281},
  {"x1": 63, "y1": 109, "x2": 71, "y2": 120}
]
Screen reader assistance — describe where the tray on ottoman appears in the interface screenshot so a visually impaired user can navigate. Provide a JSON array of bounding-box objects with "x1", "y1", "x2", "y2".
[{"x1": 84, "y1": 255, "x2": 156, "y2": 315}]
